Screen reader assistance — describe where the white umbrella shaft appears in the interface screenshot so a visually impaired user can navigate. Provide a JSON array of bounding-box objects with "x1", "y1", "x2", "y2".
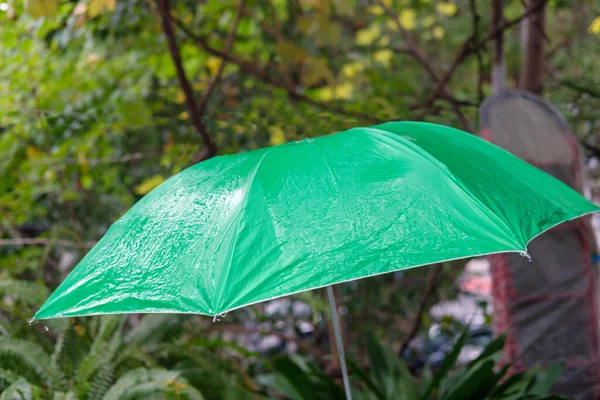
[{"x1": 327, "y1": 285, "x2": 352, "y2": 400}]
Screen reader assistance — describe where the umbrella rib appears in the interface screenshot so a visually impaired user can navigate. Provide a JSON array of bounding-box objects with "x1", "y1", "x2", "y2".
[
  {"x1": 365, "y1": 126, "x2": 523, "y2": 248},
  {"x1": 212, "y1": 148, "x2": 273, "y2": 314}
]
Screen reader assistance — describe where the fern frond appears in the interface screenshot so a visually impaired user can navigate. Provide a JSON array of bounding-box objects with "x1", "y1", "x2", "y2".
[
  {"x1": 0, "y1": 280, "x2": 48, "y2": 307},
  {"x1": 74, "y1": 316, "x2": 124, "y2": 390},
  {"x1": 87, "y1": 364, "x2": 114, "y2": 400},
  {"x1": 50, "y1": 331, "x2": 66, "y2": 370},
  {"x1": 0, "y1": 368, "x2": 18, "y2": 392},
  {"x1": 0, "y1": 377, "x2": 42, "y2": 400},
  {"x1": 0, "y1": 317, "x2": 10, "y2": 337},
  {"x1": 51, "y1": 390, "x2": 78, "y2": 400},
  {"x1": 0, "y1": 338, "x2": 66, "y2": 391},
  {"x1": 102, "y1": 368, "x2": 205, "y2": 400},
  {"x1": 124, "y1": 315, "x2": 178, "y2": 345}
]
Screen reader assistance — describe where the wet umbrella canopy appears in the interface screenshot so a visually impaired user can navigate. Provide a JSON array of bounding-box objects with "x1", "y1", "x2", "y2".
[{"x1": 34, "y1": 121, "x2": 598, "y2": 321}]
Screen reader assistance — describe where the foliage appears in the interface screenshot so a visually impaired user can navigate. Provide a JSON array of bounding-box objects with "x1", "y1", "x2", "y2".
[
  {"x1": 0, "y1": 280, "x2": 260, "y2": 399},
  {"x1": 1, "y1": 0, "x2": 598, "y2": 398},
  {"x1": 263, "y1": 332, "x2": 567, "y2": 400}
]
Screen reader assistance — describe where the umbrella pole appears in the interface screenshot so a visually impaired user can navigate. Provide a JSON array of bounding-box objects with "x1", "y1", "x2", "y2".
[{"x1": 327, "y1": 285, "x2": 352, "y2": 400}]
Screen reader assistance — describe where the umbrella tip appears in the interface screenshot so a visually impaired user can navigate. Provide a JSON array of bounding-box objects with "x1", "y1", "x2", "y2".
[
  {"x1": 519, "y1": 251, "x2": 532, "y2": 262},
  {"x1": 28, "y1": 318, "x2": 34, "y2": 326},
  {"x1": 212, "y1": 313, "x2": 227, "y2": 323}
]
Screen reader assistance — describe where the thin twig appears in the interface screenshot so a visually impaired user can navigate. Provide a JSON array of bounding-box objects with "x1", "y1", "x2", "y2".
[
  {"x1": 0, "y1": 238, "x2": 96, "y2": 248},
  {"x1": 398, "y1": 263, "x2": 442, "y2": 355},
  {"x1": 157, "y1": 0, "x2": 216, "y2": 161},
  {"x1": 469, "y1": 0, "x2": 485, "y2": 105},
  {"x1": 31, "y1": 153, "x2": 154, "y2": 165},
  {"x1": 190, "y1": 0, "x2": 245, "y2": 164},
  {"x1": 197, "y1": 0, "x2": 246, "y2": 114},
  {"x1": 414, "y1": 0, "x2": 550, "y2": 113},
  {"x1": 173, "y1": 17, "x2": 380, "y2": 123},
  {"x1": 376, "y1": 0, "x2": 471, "y2": 130}
]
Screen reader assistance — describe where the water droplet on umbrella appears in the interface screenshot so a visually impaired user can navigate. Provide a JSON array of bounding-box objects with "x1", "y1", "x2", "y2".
[{"x1": 44, "y1": 326, "x2": 49, "y2": 331}]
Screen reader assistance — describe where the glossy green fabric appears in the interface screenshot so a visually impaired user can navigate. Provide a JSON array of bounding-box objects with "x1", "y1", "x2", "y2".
[{"x1": 34, "y1": 122, "x2": 599, "y2": 319}]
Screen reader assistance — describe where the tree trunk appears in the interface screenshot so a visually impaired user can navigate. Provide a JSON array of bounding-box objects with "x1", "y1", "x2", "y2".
[{"x1": 520, "y1": 0, "x2": 546, "y2": 95}]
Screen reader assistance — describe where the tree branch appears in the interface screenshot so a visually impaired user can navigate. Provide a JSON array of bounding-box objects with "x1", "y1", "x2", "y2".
[
  {"x1": 173, "y1": 17, "x2": 380, "y2": 123},
  {"x1": 377, "y1": 0, "x2": 439, "y2": 82},
  {"x1": 376, "y1": 0, "x2": 471, "y2": 130},
  {"x1": 398, "y1": 263, "x2": 442, "y2": 355},
  {"x1": 157, "y1": 0, "x2": 216, "y2": 162},
  {"x1": 413, "y1": 0, "x2": 550, "y2": 117},
  {"x1": 32, "y1": 153, "x2": 155, "y2": 165},
  {"x1": 469, "y1": 0, "x2": 485, "y2": 105},
  {"x1": 197, "y1": 0, "x2": 246, "y2": 114},
  {"x1": 0, "y1": 238, "x2": 96, "y2": 248}
]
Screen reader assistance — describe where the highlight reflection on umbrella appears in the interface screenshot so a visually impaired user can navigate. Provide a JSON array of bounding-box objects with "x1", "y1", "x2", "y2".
[{"x1": 34, "y1": 121, "x2": 599, "y2": 399}]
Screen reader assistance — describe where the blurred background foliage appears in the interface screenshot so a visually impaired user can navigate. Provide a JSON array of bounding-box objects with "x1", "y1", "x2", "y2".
[{"x1": 1, "y1": 0, "x2": 599, "y2": 398}]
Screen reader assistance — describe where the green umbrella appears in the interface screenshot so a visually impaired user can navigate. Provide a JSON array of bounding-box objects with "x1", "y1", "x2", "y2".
[{"x1": 34, "y1": 121, "x2": 598, "y2": 399}]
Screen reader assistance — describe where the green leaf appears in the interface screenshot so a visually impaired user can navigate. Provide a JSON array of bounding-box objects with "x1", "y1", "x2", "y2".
[
  {"x1": 0, "y1": 377, "x2": 42, "y2": 400},
  {"x1": 527, "y1": 363, "x2": 564, "y2": 396},
  {"x1": 440, "y1": 359, "x2": 496, "y2": 400},
  {"x1": 0, "y1": 339, "x2": 65, "y2": 391},
  {"x1": 134, "y1": 175, "x2": 165, "y2": 195},
  {"x1": 103, "y1": 368, "x2": 205, "y2": 400},
  {"x1": 347, "y1": 358, "x2": 385, "y2": 400},
  {"x1": 468, "y1": 334, "x2": 505, "y2": 368},
  {"x1": 420, "y1": 327, "x2": 469, "y2": 400},
  {"x1": 0, "y1": 281, "x2": 49, "y2": 307},
  {"x1": 365, "y1": 334, "x2": 418, "y2": 400},
  {"x1": 24, "y1": 0, "x2": 57, "y2": 19},
  {"x1": 269, "y1": 357, "x2": 317, "y2": 400}
]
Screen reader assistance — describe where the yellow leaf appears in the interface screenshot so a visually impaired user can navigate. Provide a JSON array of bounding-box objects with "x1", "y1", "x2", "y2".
[
  {"x1": 25, "y1": 146, "x2": 44, "y2": 159},
  {"x1": 315, "y1": 82, "x2": 353, "y2": 100},
  {"x1": 86, "y1": 52, "x2": 101, "y2": 65},
  {"x1": 77, "y1": 152, "x2": 89, "y2": 173},
  {"x1": 334, "y1": 82, "x2": 353, "y2": 99},
  {"x1": 399, "y1": 9, "x2": 416, "y2": 30},
  {"x1": 301, "y1": 57, "x2": 334, "y2": 87},
  {"x1": 301, "y1": 0, "x2": 330, "y2": 13},
  {"x1": 269, "y1": 126, "x2": 286, "y2": 146},
  {"x1": 175, "y1": 90, "x2": 186, "y2": 104},
  {"x1": 387, "y1": 19, "x2": 398, "y2": 31},
  {"x1": 24, "y1": 0, "x2": 57, "y2": 19},
  {"x1": 276, "y1": 41, "x2": 306, "y2": 65},
  {"x1": 432, "y1": 26, "x2": 445, "y2": 39},
  {"x1": 134, "y1": 175, "x2": 165, "y2": 195},
  {"x1": 315, "y1": 86, "x2": 333, "y2": 101},
  {"x1": 356, "y1": 24, "x2": 381, "y2": 46},
  {"x1": 374, "y1": 49, "x2": 393, "y2": 67},
  {"x1": 332, "y1": 0, "x2": 354, "y2": 17},
  {"x1": 437, "y1": 2, "x2": 457, "y2": 16},
  {"x1": 179, "y1": 111, "x2": 189, "y2": 120},
  {"x1": 368, "y1": 5, "x2": 384, "y2": 15},
  {"x1": 88, "y1": 0, "x2": 116, "y2": 18},
  {"x1": 589, "y1": 17, "x2": 600, "y2": 35},
  {"x1": 422, "y1": 15, "x2": 435, "y2": 28},
  {"x1": 378, "y1": 35, "x2": 390, "y2": 46},
  {"x1": 74, "y1": 325, "x2": 86, "y2": 337},
  {"x1": 342, "y1": 62, "x2": 364, "y2": 78},
  {"x1": 206, "y1": 57, "x2": 222, "y2": 77}
]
